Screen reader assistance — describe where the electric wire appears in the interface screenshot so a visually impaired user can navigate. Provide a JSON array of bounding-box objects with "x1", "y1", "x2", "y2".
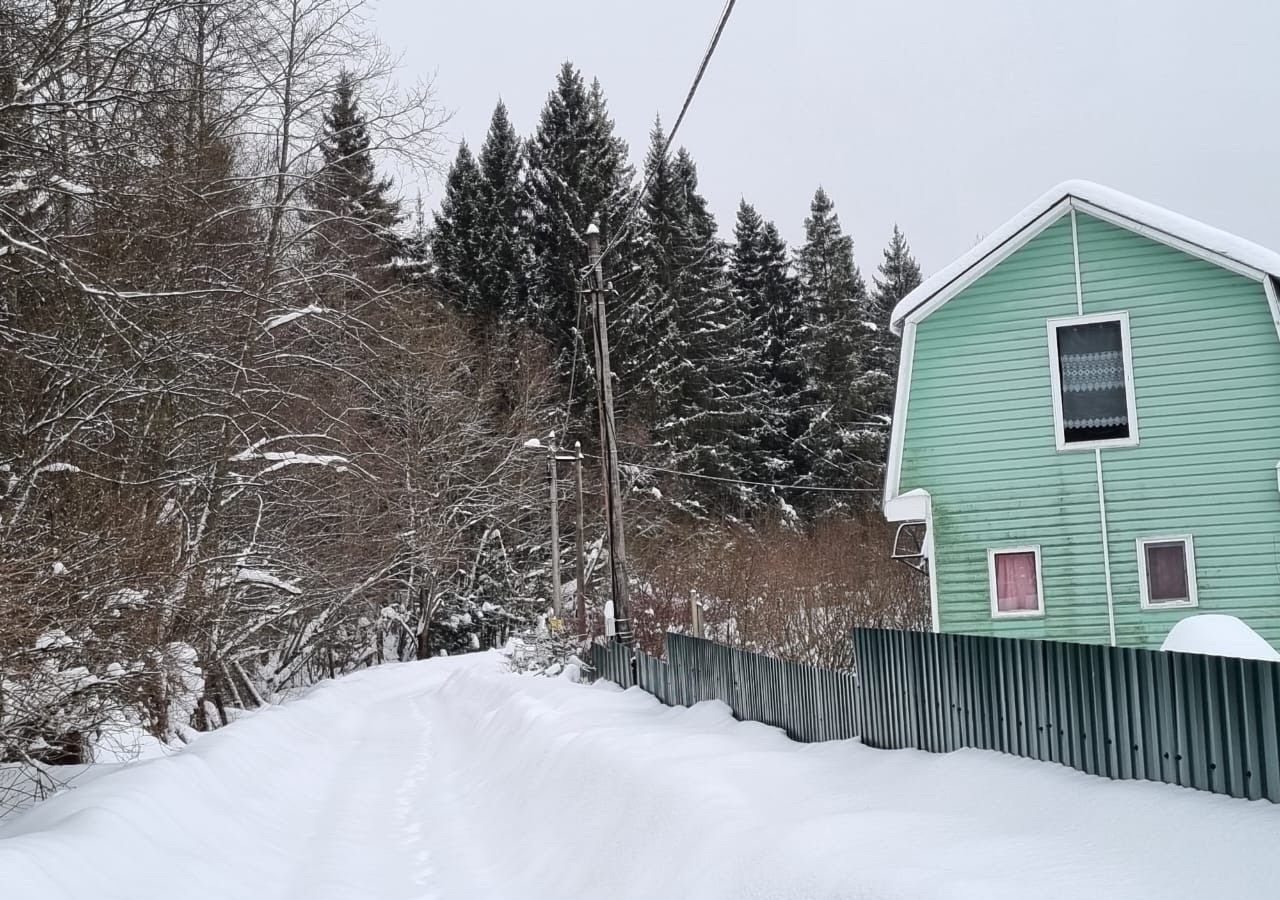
[
  {"x1": 589, "y1": 0, "x2": 738, "y2": 268},
  {"x1": 562, "y1": 0, "x2": 882, "y2": 498},
  {"x1": 580, "y1": 451, "x2": 881, "y2": 494},
  {"x1": 560, "y1": 274, "x2": 589, "y2": 435}
]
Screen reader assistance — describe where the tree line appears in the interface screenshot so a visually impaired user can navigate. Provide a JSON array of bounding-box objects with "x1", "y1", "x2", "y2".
[
  {"x1": 428, "y1": 62, "x2": 923, "y2": 516},
  {"x1": 0, "y1": 0, "x2": 922, "y2": 772}
]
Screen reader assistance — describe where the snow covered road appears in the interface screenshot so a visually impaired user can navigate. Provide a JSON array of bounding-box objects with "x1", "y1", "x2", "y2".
[{"x1": 3, "y1": 652, "x2": 1280, "y2": 899}]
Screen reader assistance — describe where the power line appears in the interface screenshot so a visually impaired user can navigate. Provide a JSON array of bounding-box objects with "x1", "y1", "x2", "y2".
[
  {"x1": 581, "y1": 451, "x2": 881, "y2": 494},
  {"x1": 662, "y1": 0, "x2": 737, "y2": 172},
  {"x1": 592, "y1": 0, "x2": 738, "y2": 266},
  {"x1": 560, "y1": 273, "x2": 589, "y2": 435},
  {"x1": 602, "y1": 430, "x2": 891, "y2": 487},
  {"x1": 563, "y1": 0, "x2": 736, "y2": 429},
  {"x1": 560, "y1": 2, "x2": 881, "y2": 500}
]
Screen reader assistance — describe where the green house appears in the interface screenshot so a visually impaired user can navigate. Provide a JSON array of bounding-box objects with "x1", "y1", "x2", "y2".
[{"x1": 883, "y1": 181, "x2": 1280, "y2": 651}]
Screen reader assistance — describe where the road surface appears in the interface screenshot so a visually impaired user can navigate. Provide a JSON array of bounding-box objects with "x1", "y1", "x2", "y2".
[{"x1": 3, "y1": 651, "x2": 1279, "y2": 899}]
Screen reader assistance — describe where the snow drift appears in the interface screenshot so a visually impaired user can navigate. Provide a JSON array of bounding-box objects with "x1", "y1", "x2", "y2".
[
  {"x1": 2, "y1": 652, "x2": 1279, "y2": 899},
  {"x1": 1160, "y1": 614, "x2": 1280, "y2": 662}
]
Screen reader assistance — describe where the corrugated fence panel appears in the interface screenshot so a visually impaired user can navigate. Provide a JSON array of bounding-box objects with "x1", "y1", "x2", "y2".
[
  {"x1": 852, "y1": 627, "x2": 1280, "y2": 804},
  {"x1": 590, "y1": 628, "x2": 1280, "y2": 803},
  {"x1": 591, "y1": 634, "x2": 861, "y2": 745}
]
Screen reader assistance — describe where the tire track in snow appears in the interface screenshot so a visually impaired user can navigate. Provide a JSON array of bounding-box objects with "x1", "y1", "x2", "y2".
[
  {"x1": 406, "y1": 681, "x2": 513, "y2": 899},
  {"x1": 396, "y1": 693, "x2": 439, "y2": 895},
  {"x1": 284, "y1": 692, "x2": 440, "y2": 900}
]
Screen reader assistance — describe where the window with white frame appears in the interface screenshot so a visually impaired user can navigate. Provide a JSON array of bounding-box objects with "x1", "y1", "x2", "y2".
[
  {"x1": 988, "y1": 546, "x2": 1043, "y2": 617},
  {"x1": 1046, "y1": 312, "x2": 1138, "y2": 449},
  {"x1": 1137, "y1": 535, "x2": 1198, "y2": 608}
]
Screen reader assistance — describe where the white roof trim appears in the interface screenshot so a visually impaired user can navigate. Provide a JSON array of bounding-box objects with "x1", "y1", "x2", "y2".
[
  {"x1": 882, "y1": 319, "x2": 917, "y2": 510},
  {"x1": 891, "y1": 180, "x2": 1280, "y2": 334},
  {"x1": 1264, "y1": 277, "x2": 1280, "y2": 345}
]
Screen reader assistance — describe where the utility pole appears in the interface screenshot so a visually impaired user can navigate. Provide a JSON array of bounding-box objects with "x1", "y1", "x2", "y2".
[
  {"x1": 574, "y1": 441, "x2": 587, "y2": 638},
  {"x1": 586, "y1": 220, "x2": 632, "y2": 646},
  {"x1": 548, "y1": 434, "x2": 562, "y2": 623}
]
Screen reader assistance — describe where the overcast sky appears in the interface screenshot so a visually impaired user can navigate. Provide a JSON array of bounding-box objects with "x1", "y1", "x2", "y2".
[{"x1": 372, "y1": 0, "x2": 1280, "y2": 276}]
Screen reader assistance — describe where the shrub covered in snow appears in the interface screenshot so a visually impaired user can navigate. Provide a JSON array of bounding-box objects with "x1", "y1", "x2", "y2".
[{"x1": 626, "y1": 517, "x2": 928, "y2": 668}]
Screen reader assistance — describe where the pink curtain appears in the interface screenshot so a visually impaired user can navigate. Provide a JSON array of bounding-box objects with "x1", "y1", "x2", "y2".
[
  {"x1": 1147, "y1": 544, "x2": 1188, "y2": 603},
  {"x1": 995, "y1": 552, "x2": 1039, "y2": 612}
]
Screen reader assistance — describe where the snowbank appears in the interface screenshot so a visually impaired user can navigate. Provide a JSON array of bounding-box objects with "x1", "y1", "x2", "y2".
[
  {"x1": 1161, "y1": 614, "x2": 1280, "y2": 662},
  {"x1": 0, "y1": 655, "x2": 483, "y2": 899},
  {"x1": 2, "y1": 652, "x2": 1279, "y2": 899}
]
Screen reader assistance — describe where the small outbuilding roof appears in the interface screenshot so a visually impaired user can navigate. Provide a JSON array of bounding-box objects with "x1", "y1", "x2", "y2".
[{"x1": 890, "y1": 180, "x2": 1280, "y2": 334}]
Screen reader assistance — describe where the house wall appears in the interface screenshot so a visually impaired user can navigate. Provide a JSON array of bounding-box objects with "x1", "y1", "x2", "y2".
[{"x1": 898, "y1": 210, "x2": 1280, "y2": 649}]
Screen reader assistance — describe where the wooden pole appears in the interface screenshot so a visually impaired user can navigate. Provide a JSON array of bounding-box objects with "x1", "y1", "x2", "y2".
[
  {"x1": 548, "y1": 434, "x2": 562, "y2": 622},
  {"x1": 574, "y1": 441, "x2": 587, "y2": 638},
  {"x1": 586, "y1": 220, "x2": 632, "y2": 646}
]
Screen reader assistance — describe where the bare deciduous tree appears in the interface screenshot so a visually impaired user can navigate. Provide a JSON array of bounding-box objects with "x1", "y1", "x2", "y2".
[{"x1": 0, "y1": 0, "x2": 554, "y2": 777}]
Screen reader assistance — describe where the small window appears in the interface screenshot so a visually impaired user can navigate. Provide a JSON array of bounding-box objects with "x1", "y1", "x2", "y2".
[
  {"x1": 988, "y1": 546, "x2": 1043, "y2": 618},
  {"x1": 1047, "y1": 313, "x2": 1138, "y2": 450},
  {"x1": 1137, "y1": 535, "x2": 1198, "y2": 609}
]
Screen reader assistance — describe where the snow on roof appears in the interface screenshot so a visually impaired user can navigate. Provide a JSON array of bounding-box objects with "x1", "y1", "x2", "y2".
[
  {"x1": 884, "y1": 487, "x2": 929, "y2": 523},
  {"x1": 891, "y1": 180, "x2": 1280, "y2": 334}
]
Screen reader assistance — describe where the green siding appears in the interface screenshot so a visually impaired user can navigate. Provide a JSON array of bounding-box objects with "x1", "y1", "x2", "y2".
[{"x1": 900, "y1": 210, "x2": 1280, "y2": 650}]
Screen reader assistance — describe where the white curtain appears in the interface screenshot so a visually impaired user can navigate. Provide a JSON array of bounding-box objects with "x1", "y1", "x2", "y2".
[{"x1": 1058, "y1": 323, "x2": 1128, "y2": 433}]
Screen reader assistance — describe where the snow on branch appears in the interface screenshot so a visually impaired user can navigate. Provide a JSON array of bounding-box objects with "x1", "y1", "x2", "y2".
[
  {"x1": 263, "y1": 305, "x2": 328, "y2": 332},
  {"x1": 235, "y1": 568, "x2": 302, "y2": 596},
  {"x1": 230, "y1": 442, "x2": 350, "y2": 477},
  {"x1": 48, "y1": 176, "x2": 94, "y2": 197},
  {"x1": 242, "y1": 451, "x2": 349, "y2": 476},
  {"x1": 34, "y1": 462, "x2": 81, "y2": 475}
]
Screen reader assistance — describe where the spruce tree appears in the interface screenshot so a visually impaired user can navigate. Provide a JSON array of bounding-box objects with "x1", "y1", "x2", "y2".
[
  {"x1": 730, "y1": 201, "x2": 806, "y2": 487},
  {"x1": 794, "y1": 186, "x2": 878, "y2": 502},
  {"x1": 635, "y1": 127, "x2": 759, "y2": 508},
  {"x1": 307, "y1": 70, "x2": 402, "y2": 272},
  {"x1": 796, "y1": 187, "x2": 867, "y2": 387},
  {"x1": 673, "y1": 149, "x2": 757, "y2": 498},
  {"x1": 431, "y1": 142, "x2": 487, "y2": 314},
  {"x1": 865, "y1": 224, "x2": 923, "y2": 456},
  {"x1": 523, "y1": 63, "x2": 635, "y2": 367},
  {"x1": 396, "y1": 192, "x2": 431, "y2": 285},
  {"x1": 759, "y1": 220, "x2": 806, "y2": 434},
  {"x1": 474, "y1": 101, "x2": 526, "y2": 321},
  {"x1": 729, "y1": 201, "x2": 767, "y2": 314},
  {"x1": 872, "y1": 224, "x2": 923, "y2": 324},
  {"x1": 427, "y1": 102, "x2": 528, "y2": 322},
  {"x1": 617, "y1": 119, "x2": 682, "y2": 422}
]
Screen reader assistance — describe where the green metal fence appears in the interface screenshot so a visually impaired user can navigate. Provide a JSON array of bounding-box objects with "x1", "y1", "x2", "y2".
[
  {"x1": 591, "y1": 639, "x2": 637, "y2": 689},
  {"x1": 593, "y1": 627, "x2": 1280, "y2": 804},
  {"x1": 591, "y1": 633, "x2": 860, "y2": 743},
  {"x1": 853, "y1": 627, "x2": 1280, "y2": 802}
]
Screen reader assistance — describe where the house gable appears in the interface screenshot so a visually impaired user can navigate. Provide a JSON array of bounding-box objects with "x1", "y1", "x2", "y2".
[
  {"x1": 889, "y1": 202, "x2": 1280, "y2": 649},
  {"x1": 890, "y1": 181, "x2": 1280, "y2": 336},
  {"x1": 887, "y1": 185, "x2": 1280, "y2": 513},
  {"x1": 896, "y1": 215, "x2": 1112, "y2": 644}
]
